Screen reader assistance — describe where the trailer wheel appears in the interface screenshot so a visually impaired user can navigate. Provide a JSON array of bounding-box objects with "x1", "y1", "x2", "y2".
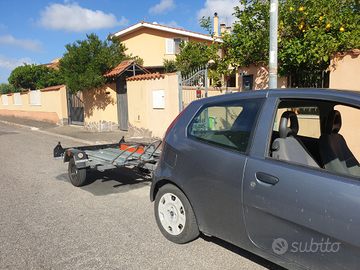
[
  {"x1": 154, "y1": 184, "x2": 199, "y2": 244},
  {"x1": 68, "y1": 158, "x2": 87, "y2": 187}
]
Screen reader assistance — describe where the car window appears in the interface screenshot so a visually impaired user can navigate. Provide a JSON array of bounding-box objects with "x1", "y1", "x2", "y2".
[
  {"x1": 334, "y1": 105, "x2": 360, "y2": 162},
  {"x1": 187, "y1": 98, "x2": 263, "y2": 153},
  {"x1": 273, "y1": 107, "x2": 320, "y2": 139},
  {"x1": 269, "y1": 102, "x2": 322, "y2": 168},
  {"x1": 269, "y1": 99, "x2": 360, "y2": 179}
]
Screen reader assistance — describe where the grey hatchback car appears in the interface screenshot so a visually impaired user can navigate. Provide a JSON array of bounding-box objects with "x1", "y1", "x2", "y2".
[{"x1": 150, "y1": 89, "x2": 360, "y2": 270}]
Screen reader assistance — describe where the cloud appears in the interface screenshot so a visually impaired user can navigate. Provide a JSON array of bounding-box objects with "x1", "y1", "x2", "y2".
[
  {"x1": 197, "y1": 0, "x2": 240, "y2": 26},
  {"x1": 0, "y1": 24, "x2": 7, "y2": 29},
  {"x1": 38, "y1": 2, "x2": 129, "y2": 32},
  {"x1": 149, "y1": 0, "x2": 176, "y2": 15},
  {"x1": 0, "y1": 55, "x2": 34, "y2": 70},
  {"x1": 0, "y1": 35, "x2": 44, "y2": 52}
]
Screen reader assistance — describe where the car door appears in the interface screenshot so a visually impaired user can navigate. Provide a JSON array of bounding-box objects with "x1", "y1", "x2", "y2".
[
  {"x1": 170, "y1": 97, "x2": 264, "y2": 246},
  {"x1": 242, "y1": 97, "x2": 360, "y2": 269}
]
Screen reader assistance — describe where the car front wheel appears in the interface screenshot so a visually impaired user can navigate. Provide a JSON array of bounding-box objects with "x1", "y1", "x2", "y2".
[{"x1": 154, "y1": 184, "x2": 199, "y2": 244}]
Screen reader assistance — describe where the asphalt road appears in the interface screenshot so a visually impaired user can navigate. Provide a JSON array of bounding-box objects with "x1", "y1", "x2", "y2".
[{"x1": 0, "y1": 123, "x2": 280, "y2": 269}]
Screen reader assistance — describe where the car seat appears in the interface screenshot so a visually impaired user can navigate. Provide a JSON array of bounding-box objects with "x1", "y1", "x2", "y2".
[
  {"x1": 272, "y1": 111, "x2": 320, "y2": 167},
  {"x1": 319, "y1": 110, "x2": 360, "y2": 176}
]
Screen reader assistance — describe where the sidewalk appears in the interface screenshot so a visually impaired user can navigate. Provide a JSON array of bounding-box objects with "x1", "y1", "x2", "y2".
[{"x1": 0, "y1": 115, "x2": 153, "y2": 145}]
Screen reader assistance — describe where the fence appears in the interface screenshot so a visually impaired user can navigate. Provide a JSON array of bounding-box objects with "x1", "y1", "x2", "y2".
[
  {"x1": 178, "y1": 65, "x2": 208, "y2": 112},
  {"x1": 0, "y1": 85, "x2": 68, "y2": 125},
  {"x1": 289, "y1": 70, "x2": 330, "y2": 88}
]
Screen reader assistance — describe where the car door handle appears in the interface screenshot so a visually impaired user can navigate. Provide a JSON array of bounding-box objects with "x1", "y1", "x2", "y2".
[{"x1": 256, "y1": 172, "x2": 279, "y2": 185}]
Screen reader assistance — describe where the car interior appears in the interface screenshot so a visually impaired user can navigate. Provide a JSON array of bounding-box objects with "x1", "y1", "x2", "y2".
[{"x1": 270, "y1": 99, "x2": 360, "y2": 177}]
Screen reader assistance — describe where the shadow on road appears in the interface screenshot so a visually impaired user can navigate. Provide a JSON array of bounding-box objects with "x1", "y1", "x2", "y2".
[
  {"x1": 200, "y1": 234, "x2": 287, "y2": 270},
  {"x1": 56, "y1": 166, "x2": 151, "y2": 196}
]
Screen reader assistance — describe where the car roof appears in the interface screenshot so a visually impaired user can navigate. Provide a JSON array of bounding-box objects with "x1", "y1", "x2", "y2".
[{"x1": 191, "y1": 88, "x2": 360, "y2": 107}]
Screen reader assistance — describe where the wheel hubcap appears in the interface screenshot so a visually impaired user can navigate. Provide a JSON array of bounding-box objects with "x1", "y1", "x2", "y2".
[{"x1": 158, "y1": 193, "x2": 185, "y2": 235}]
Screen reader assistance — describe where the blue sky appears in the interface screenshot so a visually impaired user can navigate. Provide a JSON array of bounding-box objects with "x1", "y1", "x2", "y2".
[{"x1": 0, "y1": 0, "x2": 240, "y2": 84}]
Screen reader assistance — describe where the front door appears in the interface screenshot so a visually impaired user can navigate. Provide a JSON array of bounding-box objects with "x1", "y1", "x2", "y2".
[
  {"x1": 242, "y1": 98, "x2": 360, "y2": 269},
  {"x1": 116, "y1": 81, "x2": 128, "y2": 131}
]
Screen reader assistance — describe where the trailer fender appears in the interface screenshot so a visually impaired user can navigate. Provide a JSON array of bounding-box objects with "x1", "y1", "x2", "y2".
[{"x1": 64, "y1": 149, "x2": 88, "y2": 169}]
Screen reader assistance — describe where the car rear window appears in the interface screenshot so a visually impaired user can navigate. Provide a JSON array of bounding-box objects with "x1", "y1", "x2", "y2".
[{"x1": 187, "y1": 98, "x2": 263, "y2": 153}]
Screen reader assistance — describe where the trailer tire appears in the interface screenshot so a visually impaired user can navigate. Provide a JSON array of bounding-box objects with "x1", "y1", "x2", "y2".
[{"x1": 68, "y1": 158, "x2": 87, "y2": 187}]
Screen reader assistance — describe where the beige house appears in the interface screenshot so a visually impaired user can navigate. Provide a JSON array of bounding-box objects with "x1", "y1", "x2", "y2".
[
  {"x1": 110, "y1": 18, "x2": 289, "y2": 91},
  {"x1": 110, "y1": 20, "x2": 222, "y2": 74}
]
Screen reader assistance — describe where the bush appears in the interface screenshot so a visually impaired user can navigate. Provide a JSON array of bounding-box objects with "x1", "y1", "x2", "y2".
[
  {"x1": 163, "y1": 59, "x2": 177, "y2": 73},
  {"x1": 0, "y1": 83, "x2": 22, "y2": 95}
]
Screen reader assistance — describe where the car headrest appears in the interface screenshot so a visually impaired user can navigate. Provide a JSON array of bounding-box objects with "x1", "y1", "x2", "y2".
[
  {"x1": 325, "y1": 110, "x2": 342, "y2": 134},
  {"x1": 279, "y1": 111, "x2": 299, "y2": 138}
]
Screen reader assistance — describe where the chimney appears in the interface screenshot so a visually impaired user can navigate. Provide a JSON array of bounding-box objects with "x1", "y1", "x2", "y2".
[
  {"x1": 213, "y1": 13, "x2": 219, "y2": 37},
  {"x1": 226, "y1": 26, "x2": 231, "y2": 34},
  {"x1": 220, "y1": 23, "x2": 226, "y2": 34}
]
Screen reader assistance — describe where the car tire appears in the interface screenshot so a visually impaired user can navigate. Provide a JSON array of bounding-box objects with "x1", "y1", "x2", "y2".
[
  {"x1": 154, "y1": 184, "x2": 199, "y2": 244},
  {"x1": 68, "y1": 158, "x2": 87, "y2": 187}
]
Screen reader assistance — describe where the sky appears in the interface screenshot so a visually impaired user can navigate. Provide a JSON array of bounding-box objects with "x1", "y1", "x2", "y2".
[{"x1": 0, "y1": 0, "x2": 240, "y2": 84}]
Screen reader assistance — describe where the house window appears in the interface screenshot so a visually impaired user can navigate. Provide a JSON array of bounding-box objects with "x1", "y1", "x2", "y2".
[
  {"x1": 166, "y1": 38, "x2": 186, "y2": 55},
  {"x1": 243, "y1": 75, "x2": 253, "y2": 90}
]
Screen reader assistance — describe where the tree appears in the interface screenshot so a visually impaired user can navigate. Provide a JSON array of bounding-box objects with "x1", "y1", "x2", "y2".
[
  {"x1": 163, "y1": 59, "x2": 177, "y2": 73},
  {"x1": 222, "y1": 1, "x2": 270, "y2": 67},
  {"x1": 221, "y1": 0, "x2": 360, "y2": 80},
  {"x1": 0, "y1": 83, "x2": 22, "y2": 94},
  {"x1": 278, "y1": 0, "x2": 360, "y2": 77},
  {"x1": 8, "y1": 64, "x2": 64, "y2": 90},
  {"x1": 175, "y1": 39, "x2": 227, "y2": 86},
  {"x1": 58, "y1": 33, "x2": 131, "y2": 94}
]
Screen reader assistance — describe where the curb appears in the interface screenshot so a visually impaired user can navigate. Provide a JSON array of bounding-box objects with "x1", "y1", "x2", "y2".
[
  {"x1": 37, "y1": 129, "x2": 96, "y2": 146},
  {"x1": 0, "y1": 120, "x2": 96, "y2": 146},
  {"x1": 0, "y1": 120, "x2": 39, "y2": 131}
]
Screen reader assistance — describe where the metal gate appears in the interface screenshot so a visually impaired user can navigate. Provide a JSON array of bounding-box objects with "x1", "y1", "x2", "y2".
[
  {"x1": 289, "y1": 70, "x2": 330, "y2": 88},
  {"x1": 67, "y1": 90, "x2": 84, "y2": 125},
  {"x1": 178, "y1": 65, "x2": 208, "y2": 112},
  {"x1": 116, "y1": 81, "x2": 128, "y2": 131}
]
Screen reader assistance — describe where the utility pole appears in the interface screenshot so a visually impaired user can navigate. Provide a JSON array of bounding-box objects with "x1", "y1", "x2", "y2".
[{"x1": 269, "y1": 0, "x2": 278, "y2": 89}]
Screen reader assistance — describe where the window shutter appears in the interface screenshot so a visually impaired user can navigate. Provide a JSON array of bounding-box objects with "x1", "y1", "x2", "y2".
[{"x1": 166, "y1": 38, "x2": 174, "y2": 54}]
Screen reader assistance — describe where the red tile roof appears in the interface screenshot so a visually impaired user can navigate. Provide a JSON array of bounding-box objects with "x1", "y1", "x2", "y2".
[
  {"x1": 103, "y1": 60, "x2": 149, "y2": 78},
  {"x1": 127, "y1": 73, "x2": 173, "y2": 81},
  {"x1": 103, "y1": 60, "x2": 133, "y2": 77},
  {"x1": 41, "y1": 84, "x2": 66, "y2": 92}
]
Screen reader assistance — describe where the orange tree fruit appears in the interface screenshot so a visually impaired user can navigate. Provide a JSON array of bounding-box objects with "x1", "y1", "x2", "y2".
[{"x1": 218, "y1": 0, "x2": 360, "y2": 79}]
